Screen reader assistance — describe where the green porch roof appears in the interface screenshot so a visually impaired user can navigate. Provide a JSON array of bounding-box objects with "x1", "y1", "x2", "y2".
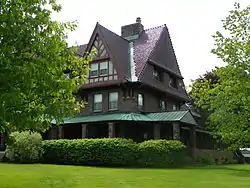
[
  {"x1": 52, "y1": 111, "x2": 197, "y2": 126},
  {"x1": 147, "y1": 111, "x2": 197, "y2": 125}
]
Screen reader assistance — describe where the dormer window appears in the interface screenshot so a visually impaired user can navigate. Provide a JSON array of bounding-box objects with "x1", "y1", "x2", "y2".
[{"x1": 87, "y1": 60, "x2": 118, "y2": 84}]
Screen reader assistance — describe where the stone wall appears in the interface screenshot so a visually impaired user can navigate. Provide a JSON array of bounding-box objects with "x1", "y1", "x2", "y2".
[{"x1": 195, "y1": 149, "x2": 234, "y2": 162}]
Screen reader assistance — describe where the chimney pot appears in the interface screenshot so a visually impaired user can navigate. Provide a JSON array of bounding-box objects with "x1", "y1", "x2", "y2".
[{"x1": 136, "y1": 17, "x2": 141, "y2": 24}]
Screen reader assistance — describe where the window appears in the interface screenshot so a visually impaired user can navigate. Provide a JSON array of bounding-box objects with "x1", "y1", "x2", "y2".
[
  {"x1": 93, "y1": 94, "x2": 102, "y2": 111},
  {"x1": 153, "y1": 67, "x2": 163, "y2": 81},
  {"x1": 109, "y1": 92, "x2": 118, "y2": 110},
  {"x1": 108, "y1": 61, "x2": 113, "y2": 74},
  {"x1": 173, "y1": 104, "x2": 180, "y2": 111},
  {"x1": 100, "y1": 61, "x2": 108, "y2": 75},
  {"x1": 170, "y1": 76, "x2": 178, "y2": 88},
  {"x1": 90, "y1": 63, "x2": 98, "y2": 77},
  {"x1": 160, "y1": 100, "x2": 166, "y2": 111},
  {"x1": 138, "y1": 93, "x2": 144, "y2": 107}
]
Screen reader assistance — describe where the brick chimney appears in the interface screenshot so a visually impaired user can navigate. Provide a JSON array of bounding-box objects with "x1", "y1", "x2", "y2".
[{"x1": 121, "y1": 17, "x2": 144, "y2": 38}]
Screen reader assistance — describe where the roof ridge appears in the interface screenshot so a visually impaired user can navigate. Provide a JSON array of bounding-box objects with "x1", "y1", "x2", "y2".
[
  {"x1": 144, "y1": 24, "x2": 165, "y2": 31},
  {"x1": 98, "y1": 23, "x2": 129, "y2": 42}
]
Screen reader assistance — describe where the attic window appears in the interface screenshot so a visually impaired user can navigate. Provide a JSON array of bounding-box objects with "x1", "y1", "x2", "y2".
[
  {"x1": 153, "y1": 66, "x2": 163, "y2": 81},
  {"x1": 169, "y1": 76, "x2": 178, "y2": 88}
]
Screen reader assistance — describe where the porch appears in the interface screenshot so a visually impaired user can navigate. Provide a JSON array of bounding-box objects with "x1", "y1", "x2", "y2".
[{"x1": 44, "y1": 111, "x2": 197, "y2": 149}]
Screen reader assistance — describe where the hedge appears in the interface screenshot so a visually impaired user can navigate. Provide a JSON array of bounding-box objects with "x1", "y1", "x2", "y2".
[
  {"x1": 42, "y1": 138, "x2": 186, "y2": 167},
  {"x1": 137, "y1": 140, "x2": 186, "y2": 167}
]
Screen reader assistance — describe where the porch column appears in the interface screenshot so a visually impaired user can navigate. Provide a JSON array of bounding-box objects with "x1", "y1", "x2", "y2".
[
  {"x1": 108, "y1": 122, "x2": 115, "y2": 138},
  {"x1": 58, "y1": 126, "x2": 64, "y2": 139},
  {"x1": 154, "y1": 124, "x2": 161, "y2": 139},
  {"x1": 190, "y1": 125, "x2": 197, "y2": 159},
  {"x1": 81, "y1": 124, "x2": 87, "y2": 138},
  {"x1": 172, "y1": 122, "x2": 180, "y2": 140}
]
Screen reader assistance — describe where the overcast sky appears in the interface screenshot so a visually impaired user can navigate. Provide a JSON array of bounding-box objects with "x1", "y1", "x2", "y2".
[{"x1": 52, "y1": 0, "x2": 249, "y2": 86}]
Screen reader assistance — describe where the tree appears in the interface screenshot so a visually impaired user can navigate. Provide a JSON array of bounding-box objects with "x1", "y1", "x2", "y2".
[
  {"x1": 189, "y1": 69, "x2": 220, "y2": 128},
  {"x1": 0, "y1": 0, "x2": 92, "y2": 132},
  {"x1": 190, "y1": 3, "x2": 250, "y2": 149}
]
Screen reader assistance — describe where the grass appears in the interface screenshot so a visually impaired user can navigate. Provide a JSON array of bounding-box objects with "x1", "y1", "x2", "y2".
[{"x1": 0, "y1": 163, "x2": 250, "y2": 188}]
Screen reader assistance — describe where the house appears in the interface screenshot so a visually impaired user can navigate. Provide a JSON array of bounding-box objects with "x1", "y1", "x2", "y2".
[{"x1": 42, "y1": 17, "x2": 199, "y2": 150}]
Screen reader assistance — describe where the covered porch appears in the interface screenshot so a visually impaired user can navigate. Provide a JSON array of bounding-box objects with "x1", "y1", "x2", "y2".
[{"x1": 46, "y1": 111, "x2": 197, "y2": 149}]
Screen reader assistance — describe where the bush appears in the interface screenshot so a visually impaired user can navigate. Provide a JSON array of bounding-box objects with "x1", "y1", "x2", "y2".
[
  {"x1": 137, "y1": 140, "x2": 186, "y2": 167},
  {"x1": 5, "y1": 131, "x2": 43, "y2": 163},
  {"x1": 196, "y1": 155, "x2": 214, "y2": 165},
  {"x1": 42, "y1": 138, "x2": 138, "y2": 166},
  {"x1": 42, "y1": 139, "x2": 186, "y2": 168}
]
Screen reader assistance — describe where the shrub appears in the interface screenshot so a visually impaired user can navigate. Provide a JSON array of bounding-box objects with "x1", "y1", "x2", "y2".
[
  {"x1": 137, "y1": 140, "x2": 186, "y2": 167},
  {"x1": 5, "y1": 131, "x2": 43, "y2": 163},
  {"x1": 196, "y1": 155, "x2": 214, "y2": 165},
  {"x1": 42, "y1": 138, "x2": 138, "y2": 166}
]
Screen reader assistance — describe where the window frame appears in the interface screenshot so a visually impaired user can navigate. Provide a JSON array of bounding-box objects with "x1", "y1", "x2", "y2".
[
  {"x1": 160, "y1": 100, "x2": 166, "y2": 111},
  {"x1": 90, "y1": 63, "x2": 99, "y2": 77},
  {"x1": 153, "y1": 66, "x2": 163, "y2": 82},
  {"x1": 169, "y1": 76, "x2": 178, "y2": 88},
  {"x1": 138, "y1": 93, "x2": 144, "y2": 108},
  {"x1": 100, "y1": 61, "x2": 108, "y2": 76},
  {"x1": 108, "y1": 92, "x2": 119, "y2": 110},
  {"x1": 93, "y1": 93, "x2": 103, "y2": 112}
]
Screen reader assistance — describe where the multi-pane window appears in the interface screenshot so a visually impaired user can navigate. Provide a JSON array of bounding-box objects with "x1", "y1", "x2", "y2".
[
  {"x1": 100, "y1": 61, "x2": 108, "y2": 75},
  {"x1": 93, "y1": 94, "x2": 102, "y2": 111},
  {"x1": 109, "y1": 92, "x2": 118, "y2": 110},
  {"x1": 160, "y1": 100, "x2": 166, "y2": 111},
  {"x1": 138, "y1": 93, "x2": 144, "y2": 108},
  {"x1": 90, "y1": 63, "x2": 98, "y2": 77}
]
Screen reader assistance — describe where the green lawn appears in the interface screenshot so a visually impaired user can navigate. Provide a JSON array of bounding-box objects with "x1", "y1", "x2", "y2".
[{"x1": 0, "y1": 163, "x2": 250, "y2": 188}]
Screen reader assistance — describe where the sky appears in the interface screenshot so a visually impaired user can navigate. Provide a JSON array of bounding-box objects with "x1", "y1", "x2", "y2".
[{"x1": 52, "y1": 0, "x2": 249, "y2": 86}]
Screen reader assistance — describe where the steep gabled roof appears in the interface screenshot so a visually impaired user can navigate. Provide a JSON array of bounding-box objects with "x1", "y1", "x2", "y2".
[
  {"x1": 149, "y1": 26, "x2": 182, "y2": 77},
  {"x1": 133, "y1": 25, "x2": 165, "y2": 78},
  {"x1": 133, "y1": 25, "x2": 183, "y2": 80},
  {"x1": 84, "y1": 23, "x2": 130, "y2": 81}
]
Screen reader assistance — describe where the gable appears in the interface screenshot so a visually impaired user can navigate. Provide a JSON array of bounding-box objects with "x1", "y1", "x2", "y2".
[
  {"x1": 133, "y1": 26, "x2": 164, "y2": 79},
  {"x1": 90, "y1": 34, "x2": 109, "y2": 58},
  {"x1": 149, "y1": 27, "x2": 182, "y2": 77}
]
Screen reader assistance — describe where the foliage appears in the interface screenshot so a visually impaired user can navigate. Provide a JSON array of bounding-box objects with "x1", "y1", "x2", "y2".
[
  {"x1": 196, "y1": 155, "x2": 214, "y2": 165},
  {"x1": 189, "y1": 3, "x2": 250, "y2": 149},
  {"x1": 42, "y1": 138, "x2": 186, "y2": 167},
  {"x1": 0, "y1": 0, "x2": 93, "y2": 132},
  {"x1": 5, "y1": 131, "x2": 43, "y2": 163},
  {"x1": 42, "y1": 138, "x2": 138, "y2": 166},
  {"x1": 137, "y1": 140, "x2": 186, "y2": 167}
]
